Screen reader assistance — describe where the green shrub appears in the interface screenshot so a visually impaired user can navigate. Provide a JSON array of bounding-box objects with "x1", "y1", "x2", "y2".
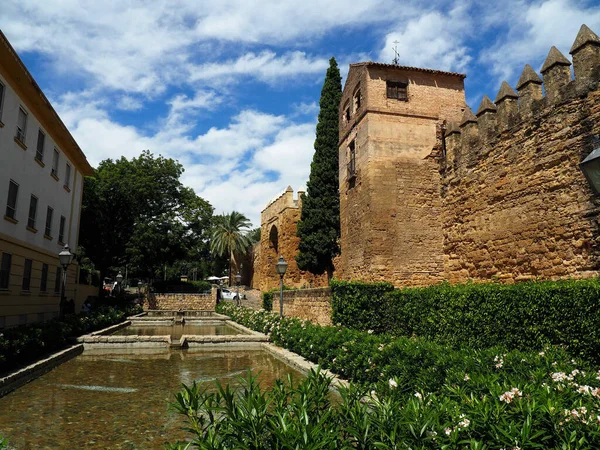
[
  {"x1": 330, "y1": 279, "x2": 394, "y2": 332},
  {"x1": 331, "y1": 278, "x2": 600, "y2": 363},
  {"x1": 262, "y1": 290, "x2": 274, "y2": 311},
  {"x1": 0, "y1": 304, "x2": 141, "y2": 376},
  {"x1": 171, "y1": 315, "x2": 600, "y2": 449}
]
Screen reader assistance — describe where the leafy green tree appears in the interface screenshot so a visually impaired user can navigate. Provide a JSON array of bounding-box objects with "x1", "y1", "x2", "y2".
[
  {"x1": 80, "y1": 151, "x2": 213, "y2": 290},
  {"x1": 210, "y1": 211, "x2": 252, "y2": 285},
  {"x1": 296, "y1": 57, "x2": 342, "y2": 279},
  {"x1": 247, "y1": 227, "x2": 261, "y2": 244}
]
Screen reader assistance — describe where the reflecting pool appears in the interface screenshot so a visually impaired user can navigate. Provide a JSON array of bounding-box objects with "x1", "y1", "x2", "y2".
[
  {"x1": 0, "y1": 348, "x2": 302, "y2": 449},
  {"x1": 111, "y1": 323, "x2": 244, "y2": 338}
]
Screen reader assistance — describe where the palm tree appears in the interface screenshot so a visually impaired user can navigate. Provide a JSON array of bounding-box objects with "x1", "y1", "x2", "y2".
[{"x1": 210, "y1": 211, "x2": 252, "y2": 285}]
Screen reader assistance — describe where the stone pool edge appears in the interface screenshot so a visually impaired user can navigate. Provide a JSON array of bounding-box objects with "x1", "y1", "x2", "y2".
[{"x1": 0, "y1": 344, "x2": 84, "y2": 398}]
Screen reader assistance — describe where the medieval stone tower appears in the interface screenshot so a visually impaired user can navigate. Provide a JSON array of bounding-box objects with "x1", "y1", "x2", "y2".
[
  {"x1": 338, "y1": 25, "x2": 600, "y2": 287},
  {"x1": 338, "y1": 62, "x2": 466, "y2": 286}
]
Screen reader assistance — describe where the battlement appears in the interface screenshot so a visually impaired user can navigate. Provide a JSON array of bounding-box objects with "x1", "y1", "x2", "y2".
[
  {"x1": 444, "y1": 24, "x2": 600, "y2": 173},
  {"x1": 261, "y1": 185, "x2": 304, "y2": 224}
]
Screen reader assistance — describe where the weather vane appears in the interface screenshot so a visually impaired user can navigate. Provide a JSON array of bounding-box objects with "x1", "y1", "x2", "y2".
[{"x1": 392, "y1": 40, "x2": 400, "y2": 65}]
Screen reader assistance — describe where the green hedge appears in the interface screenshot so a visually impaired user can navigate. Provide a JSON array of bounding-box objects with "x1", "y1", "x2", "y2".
[
  {"x1": 330, "y1": 280, "x2": 394, "y2": 332},
  {"x1": 332, "y1": 278, "x2": 600, "y2": 363},
  {"x1": 216, "y1": 303, "x2": 600, "y2": 448},
  {"x1": 0, "y1": 305, "x2": 141, "y2": 376}
]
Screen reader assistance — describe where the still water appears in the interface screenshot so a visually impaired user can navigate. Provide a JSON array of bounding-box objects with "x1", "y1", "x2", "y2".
[
  {"x1": 0, "y1": 348, "x2": 303, "y2": 449},
  {"x1": 111, "y1": 323, "x2": 244, "y2": 338}
]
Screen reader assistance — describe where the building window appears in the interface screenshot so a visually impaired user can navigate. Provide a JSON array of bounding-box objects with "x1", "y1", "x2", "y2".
[
  {"x1": 27, "y1": 195, "x2": 38, "y2": 230},
  {"x1": 65, "y1": 164, "x2": 71, "y2": 189},
  {"x1": 386, "y1": 81, "x2": 408, "y2": 101},
  {"x1": 347, "y1": 140, "x2": 356, "y2": 179},
  {"x1": 40, "y1": 263, "x2": 48, "y2": 292},
  {"x1": 36, "y1": 130, "x2": 45, "y2": 162},
  {"x1": 344, "y1": 102, "x2": 351, "y2": 124},
  {"x1": 54, "y1": 266, "x2": 61, "y2": 294},
  {"x1": 0, "y1": 253, "x2": 11, "y2": 289},
  {"x1": 0, "y1": 81, "x2": 5, "y2": 121},
  {"x1": 353, "y1": 89, "x2": 361, "y2": 113},
  {"x1": 59, "y1": 216, "x2": 66, "y2": 243},
  {"x1": 52, "y1": 149, "x2": 60, "y2": 178},
  {"x1": 22, "y1": 259, "x2": 32, "y2": 291},
  {"x1": 16, "y1": 107, "x2": 27, "y2": 143},
  {"x1": 5, "y1": 180, "x2": 19, "y2": 220},
  {"x1": 45, "y1": 206, "x2": 53, "y2": 237}
]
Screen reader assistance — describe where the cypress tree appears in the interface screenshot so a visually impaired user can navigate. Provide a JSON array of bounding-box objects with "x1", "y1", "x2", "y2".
[{"x1": 296, "y1": 57, "x2": 342, "y2": 279}]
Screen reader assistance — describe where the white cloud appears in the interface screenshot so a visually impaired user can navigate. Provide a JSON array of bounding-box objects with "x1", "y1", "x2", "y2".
[
  {"x1": 0, "y1": 0, "x2": 398, "y2": 95},
  {"x1": 53, "y1": 91, "x2": 315, "y2": 227},
  {"x1": 379, "y1": 5, "x2": 473, "y2": 72},
  {"x1": 188, "y1": 51, "x2": 330, "y2": 85},
  {"x1": 480, "y1": 0, "x2": 600, "y2": 83},
  {"x1": 117, "y1": 96, "x2": 144, "y2": 111}
]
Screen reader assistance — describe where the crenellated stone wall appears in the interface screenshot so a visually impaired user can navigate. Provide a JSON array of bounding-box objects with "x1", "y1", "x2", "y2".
[
  {"x1": 335, "y1": 23, "x2": 600, "y2": 288},
  {"x1": 272, "y1": 287, "x2": 332, "y2": 326},
  {"x1": 441, "y1": 24, "x2": 600, "y2": 283}
]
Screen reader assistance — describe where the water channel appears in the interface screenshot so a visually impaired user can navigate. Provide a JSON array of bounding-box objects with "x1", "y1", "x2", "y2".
[
  {"x1": 0, "y1": 348, "x2": 303, "y2": 449},
  {"x1": 110, "y1": 323, "x2": 243, "y2": 338}
]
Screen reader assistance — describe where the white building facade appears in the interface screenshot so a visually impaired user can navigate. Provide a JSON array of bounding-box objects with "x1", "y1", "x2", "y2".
[{"x1": 0, "y1": 31, "x2": 93, "y2": 328}]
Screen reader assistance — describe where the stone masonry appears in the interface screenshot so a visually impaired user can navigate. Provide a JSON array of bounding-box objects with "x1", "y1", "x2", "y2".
[
  {"x1": 252, "y1": 187, "x2": 328, "y2": 292},
  {"x1": 338, "y1": 62, "x2": 466, "y2": 286},
  {"x1": 272, "y1": 287, "x2": 332, "y2": 326},
  {"x1": 144, "y1": 293, "x2": 216, "y2": 311},
  {"x1": 337, "y1": 24, "x2": 600, "y2": 286}
]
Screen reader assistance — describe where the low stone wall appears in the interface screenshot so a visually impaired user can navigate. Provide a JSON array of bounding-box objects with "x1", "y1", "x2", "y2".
[
  {"x1": 0, "y1": 344, "x2": 84, "y2": 397},
  {"x1": 273, "y1": 287, "x2": 332, "y2": 326},
  {"x1": 144, "y1": 293, "x2": 216, "y2": 311}
]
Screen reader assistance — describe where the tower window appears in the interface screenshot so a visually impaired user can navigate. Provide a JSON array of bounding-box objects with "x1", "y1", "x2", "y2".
[
  {"x1": 353, "y1": 89, "x2": 361, "y2": 112},
  {"x1": 347, "y1": 140, "x2": 356, "y2": 179},
  {"x1": 386, "y1": 81, "x2": 408, "y2": 101}
]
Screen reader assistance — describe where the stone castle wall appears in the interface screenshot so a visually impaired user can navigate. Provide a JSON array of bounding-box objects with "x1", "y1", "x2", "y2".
[
  {"x1": 337, "y1": 24, "x2": 600, "y2": 287},
  {"x1": 253, "y1": 187, "x2": 328, "y2": 292},
  {"x1": 272, "y1": 287, "x2": 332, "y2": 326},
  {"x1": 442, "y1": 32, "x2": 600, "y2": 282}
]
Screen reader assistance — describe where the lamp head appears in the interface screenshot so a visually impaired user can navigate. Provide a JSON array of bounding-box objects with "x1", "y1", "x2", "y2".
[
  {"x1": 58, "y1": 245, "x2": 74, "y2": 268},
  {"x1": 275, "y1": 255, "x2": 288, "y2": 276}
]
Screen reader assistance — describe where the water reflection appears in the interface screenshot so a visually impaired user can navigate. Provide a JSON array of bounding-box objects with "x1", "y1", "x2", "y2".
[
  {"x1": 111, "y1": 323, "x2": 243, "y2": 339},
  {"x1": 0, "y1": 348, "x2": 303, "y2": 449}
]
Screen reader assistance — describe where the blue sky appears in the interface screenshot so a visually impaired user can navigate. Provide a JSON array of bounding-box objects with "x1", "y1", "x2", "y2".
[{"x1": 2, "y1": 0, "x2": 600, "y2": 226}]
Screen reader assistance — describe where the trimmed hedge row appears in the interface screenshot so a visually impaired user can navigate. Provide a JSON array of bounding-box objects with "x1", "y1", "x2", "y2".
[
  {"x1": 216, "y1": 303, "x2": 600, "y2": 447},
  {"x1": 0, "y1": 305, "x2": 141, "y2": 376},
  {"x1": 331, "y1": 278, "x2": 600, "y2": 363},
  {"x1": 330, "y1": 280, "x2": 394, "y2": 332}
]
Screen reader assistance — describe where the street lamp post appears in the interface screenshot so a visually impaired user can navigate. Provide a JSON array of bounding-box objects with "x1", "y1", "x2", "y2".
[
  {"x1": 138, "y1": 281, "x2": 143, "y2": 304},
  {"x1": 275, "y1": 256, "x2": 288, "y2": 318},
  {"x1": 58, "y1": 245, "x2": 74, "y2": 318},
  {"x1": 235, "y1": 272, "x2": 241, "y2": 306},
  {"x1": 116, "y1": 271, "x2": 123, "y2": 297}
]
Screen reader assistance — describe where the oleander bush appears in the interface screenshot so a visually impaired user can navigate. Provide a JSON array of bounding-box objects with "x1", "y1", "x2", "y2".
[
  {"x1": 0, "y1": 304, "x2": 141, "y2": 376},
  {"x1": 185, "y1": 305, "x2": 600, "y2": 449},
  {"x1": 331, "y1": 278, "x2": 600, "y2": 363}
]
